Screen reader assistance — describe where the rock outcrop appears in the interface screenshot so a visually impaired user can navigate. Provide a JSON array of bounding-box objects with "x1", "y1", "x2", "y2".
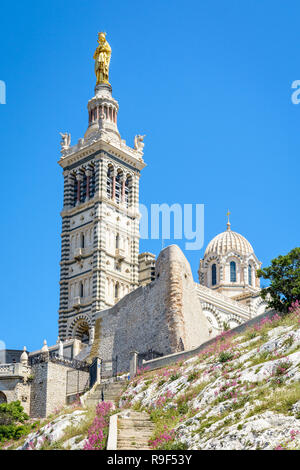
[{"x1": 92, "y1": 245, "x2": 210, "y2": 372}]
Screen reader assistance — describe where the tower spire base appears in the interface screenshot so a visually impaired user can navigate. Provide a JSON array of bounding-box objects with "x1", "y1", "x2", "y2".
[{"x1": 95, "y1": 83, "x2": 112, "y2": 97}]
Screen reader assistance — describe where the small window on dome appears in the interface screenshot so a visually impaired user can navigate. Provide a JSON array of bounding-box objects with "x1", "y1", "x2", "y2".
[
  {"x1": 230, "y1": 261, "x2": 236, "y2": 282},
  {"x1": 211, "y1": 264, "x2": 217, "y2": 286}
]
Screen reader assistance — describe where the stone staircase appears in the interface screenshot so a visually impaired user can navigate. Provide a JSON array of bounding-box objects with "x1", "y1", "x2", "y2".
[
  {"x1": 117, "y1": 410, "x2": 155, "y2": 450},
  {"x1": 85, "y1": 380, "x2": 126, "y2": 408}
]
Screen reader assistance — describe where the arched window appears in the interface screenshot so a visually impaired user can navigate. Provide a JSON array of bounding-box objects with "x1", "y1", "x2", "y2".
[
  {"x1": 107, "y1": 166, "x2": 113, "y2": 199},
  {"x1": 124, "y1": 176, "x2": 131, "y2": 207},
  {"x1": 115, "y1": 172, "x2": 122, "y2": 204},
  {"x1": 115, "y1": 282, "x2": 119, "y2": 299},
  {"x1": 116, "y1": 233, "x2": 119, "y2": 249},
  {"x1": 80, "y1": 282, "x2": 84, "y2": 298},
  {"x1": 89, "y1": 165, "x2": 96, "y2": 199},
  {"x1": 211, "y1": 264, "x2": 217, "y2": 286},
  {"x1": 80, "y1": 233, "x2": 85, "y2": 249},
  {"x1": 248, "y1": 264, "x2": 252, "y2": 286},
  {"x1": 80, "y1": 173, "x2": 87, "y2": 202},
  {"x1": 230, "y1": 261, "x2": 236, "y2": 282}
]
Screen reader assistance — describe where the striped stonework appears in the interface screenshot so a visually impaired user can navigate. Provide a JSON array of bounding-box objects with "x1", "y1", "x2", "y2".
[{"x1": 57, "y1": 82, "x2": 146, "y2": 343}]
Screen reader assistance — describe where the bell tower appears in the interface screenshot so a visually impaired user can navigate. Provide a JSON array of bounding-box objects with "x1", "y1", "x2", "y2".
[{"x1": 58, "y1": 33, "x2": 146, "y2": 343}]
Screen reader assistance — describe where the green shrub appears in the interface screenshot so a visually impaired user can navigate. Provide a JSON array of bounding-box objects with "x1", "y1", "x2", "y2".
[
  {"x1": 0, "y1": 401, "x2": 29, "y2": 425},
  {"x1": 218, "y1": 351, "x2": 234, "y2": 363},
  {"x1": 0, "y1": 401, "x2": 30, "y2": 443},
  {"x1": 170, "y1": 373, "x2": 180, "y2": 382},
  {"x1": 177, "y1": 402, "x2": 189, "y2": 415},
  {"x1": 157, "y1": 379, "x2": 166, "y2": 387},
  {"x1": 187, "y1": 371, "x2": 199, "y2": 382},
  {"x1": 166, "y1": 441, "x2": 188, "y2": 450}
]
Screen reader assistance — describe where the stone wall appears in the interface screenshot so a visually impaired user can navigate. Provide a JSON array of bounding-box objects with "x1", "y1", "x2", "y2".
[
  {"x1": 141, "y1": 309, "x2": 277, "y2": 371},
  {"x1": 30, "y1": 361, "x2": 89, "y2": 418},
  {"x1": 93, "y1": 245, "x2": 210, "y2": 372},
  {"x1": 0, "y1": 377, "x2": 31, "y2": 415}
]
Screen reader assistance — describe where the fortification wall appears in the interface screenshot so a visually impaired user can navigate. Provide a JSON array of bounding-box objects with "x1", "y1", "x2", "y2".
[{"x1": 94, "y1": 245, "x2": 210, "y2": 372}]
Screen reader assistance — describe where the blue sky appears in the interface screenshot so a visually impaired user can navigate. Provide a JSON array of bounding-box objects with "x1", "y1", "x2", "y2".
[{"x1": 0, "y1": 0, "x2": 299, "y2": 350}]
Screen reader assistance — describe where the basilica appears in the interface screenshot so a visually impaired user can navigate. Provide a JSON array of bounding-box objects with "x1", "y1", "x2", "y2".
[
  {"x1": 0, "y1": 33, "x2": 269, "y2": 413},
  {"x1": 57, "y1": 32, "x2": 268, "y2": 349}
]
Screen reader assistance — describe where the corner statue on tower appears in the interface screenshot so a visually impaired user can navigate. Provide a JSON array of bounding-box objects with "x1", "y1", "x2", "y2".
[{"x1": 93, "y1": 32, "x2": 111, "y2": 85}]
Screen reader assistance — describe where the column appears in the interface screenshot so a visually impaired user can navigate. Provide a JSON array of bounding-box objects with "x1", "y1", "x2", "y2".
[{"x1": 129, "y1": 351, "x2": 138, "y2": 378}]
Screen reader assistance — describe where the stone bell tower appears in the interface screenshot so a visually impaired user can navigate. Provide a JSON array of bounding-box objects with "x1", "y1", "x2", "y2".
[{"x1": 58, "y1": 33, "x2": 146, "y2": 343}]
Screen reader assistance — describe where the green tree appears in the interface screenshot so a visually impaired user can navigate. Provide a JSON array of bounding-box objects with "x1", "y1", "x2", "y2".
[{"x1": 257, "y1": 247, "x2": 300, "y2": 313}]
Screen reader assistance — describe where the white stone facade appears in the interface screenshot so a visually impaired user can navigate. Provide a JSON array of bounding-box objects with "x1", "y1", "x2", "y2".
[{"x1": 58, "y1": 82, "x2": 146, "y2": 343}]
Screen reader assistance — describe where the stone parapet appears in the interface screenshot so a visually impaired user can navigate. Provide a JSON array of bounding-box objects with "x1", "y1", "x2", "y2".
[{"x1": 0, "y1": 363, "x2": 32, "y2": 378}]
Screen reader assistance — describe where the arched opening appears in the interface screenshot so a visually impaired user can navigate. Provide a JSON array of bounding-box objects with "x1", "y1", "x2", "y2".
[
  {"x1": 211, "y1": 264, "x2": 217, "y2": 286},
  {"x1": 80, "y1": 233, "x2": 85, "y2": 249},
  {"x1": 0, "y1": 391, "x2": 7, "y2": 404},
  {"x1": 74, "y1": 320, "x2": 90, "y2": 345},
  {"x1": 124, "y1": 175, "x2": 132, "y2": 207},
  {"x1": 79, "y1": 282, "x2": 84, "y2": 298},
  {"x1": 89, "y1": 164, "x2": 96, "y2": 199},
  {"x1": 230, "y1": 261, "x2": 236, "y2": 282},
  {"x1": 248, "y1": 264, "x2": 252, "y2": 286},
  {"x1": 107, "y1": 166, "x2": 113, "y2": 199},
  {"x1": 81, "y1": 173, "x2": 87, "y2": 202},
  {"x1": 115, "y1": 282, "x2": 119, "y2": 299},
  {"x1": 115, "y1": 171, "x2": 122, "y2": 204}
]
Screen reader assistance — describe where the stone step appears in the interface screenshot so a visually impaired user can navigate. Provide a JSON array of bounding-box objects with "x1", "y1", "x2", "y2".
[
  {"x1": 116, "y1": 411, "x2": 155, "y2": 450},
  {"x1": 85, "y1": 381, "x2": 126, "y2": 408}
]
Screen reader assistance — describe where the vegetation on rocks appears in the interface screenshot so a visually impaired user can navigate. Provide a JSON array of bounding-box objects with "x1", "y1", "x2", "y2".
[
  {"x1": 119, "y1": 303, "x2": 300, "y2": 450},
  {"x1": 83, "y1": 401, "x2": 112, "y2": 450},
  {"x1": 0, "y1": 395, "x2": 114, "y2": 450}
]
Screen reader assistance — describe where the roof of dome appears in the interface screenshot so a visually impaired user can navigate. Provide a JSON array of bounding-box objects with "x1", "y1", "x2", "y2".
[{"x1": 204, "y1": 223, "x2": 254, "y2": 257}]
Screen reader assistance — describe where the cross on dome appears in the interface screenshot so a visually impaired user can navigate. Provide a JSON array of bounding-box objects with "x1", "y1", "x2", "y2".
[{"x1": 226, "y1": 209, "x2": 231, "y2": 231}]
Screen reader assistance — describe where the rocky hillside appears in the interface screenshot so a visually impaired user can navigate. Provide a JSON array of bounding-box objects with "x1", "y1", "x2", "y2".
[
  {"x1": 1, "y1": 307, "x2": 300, "y2": 451},
  {"x1": 119, "y1": 307, "x2": 300, "y2": 450}
]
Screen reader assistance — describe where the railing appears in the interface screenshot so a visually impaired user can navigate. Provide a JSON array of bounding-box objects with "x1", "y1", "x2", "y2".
[
  {"x1": 71, "y1": 295, "x2": 92, "y2": 308},
  {"x1": 66, "y1": 369, "x2": 89, "y2": 397},
  {"x1": 0, "y1": 363, "x2": 31, "y2": 377},
  {"x1": 137, "y1": 349, "x2": 163, "y2": 369},
  {"x1": 72, "y1": 296, "x2": 81, "y2": 308},
  {"x1": 29, "y1": 353, "x2": 89, "y2": 371}
]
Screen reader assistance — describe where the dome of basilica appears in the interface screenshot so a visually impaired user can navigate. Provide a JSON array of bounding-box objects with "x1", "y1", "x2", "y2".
[{"x1": 204, "y1": 223, "x2": 254, "y2": 258}]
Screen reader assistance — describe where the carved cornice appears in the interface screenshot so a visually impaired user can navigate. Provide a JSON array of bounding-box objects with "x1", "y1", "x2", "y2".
[{"x1": 58, "y1": 137, "x2": 146, "y2": 172}]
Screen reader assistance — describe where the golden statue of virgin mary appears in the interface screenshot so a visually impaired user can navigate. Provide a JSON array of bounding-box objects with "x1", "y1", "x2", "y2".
[{"x1": 93, "y1": 32, "x2": 112, "y2": 85}]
